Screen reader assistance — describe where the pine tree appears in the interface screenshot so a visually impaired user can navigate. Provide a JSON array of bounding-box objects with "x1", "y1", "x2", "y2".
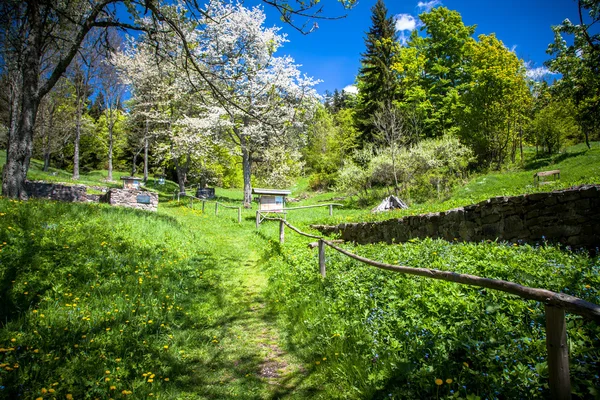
[{"x1": 355, "y1": 0, "x2": 400, "y2": 145}]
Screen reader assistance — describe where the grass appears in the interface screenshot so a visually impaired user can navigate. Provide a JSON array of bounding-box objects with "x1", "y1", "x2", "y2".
[{"x1": 0, "y1": 143, "x2": 599, "y2": 398}]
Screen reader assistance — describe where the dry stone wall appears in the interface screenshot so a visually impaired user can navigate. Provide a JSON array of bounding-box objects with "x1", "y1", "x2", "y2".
[
  {"x1": 25, "y1": 181, "x2": 158, "y2": 212},
  {"x1": 25, "y1": 181, "x2": 90, "y2": 202},
  {"x1": 312, "y1": 185, "x2": 600, "y2": 250},
  {"x1": 101, "y1": 189, "x2": 158, "y2": 212}
]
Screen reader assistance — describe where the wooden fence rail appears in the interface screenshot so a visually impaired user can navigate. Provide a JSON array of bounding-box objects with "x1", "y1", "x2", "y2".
[
  {"x1": 256, "y1": 203, "x2": 343, "y2": 228},
  {"x1": 263, "y1": 217, "x2": 600, "y2": 400},
  {"x1": 178, "y1": 193, "x2": 242, "y2": 224}
]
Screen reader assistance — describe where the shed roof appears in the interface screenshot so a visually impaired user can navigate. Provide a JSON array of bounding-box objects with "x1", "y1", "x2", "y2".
[{"x1": 252, "y1": 188, "x2": 291, "y2": 196}]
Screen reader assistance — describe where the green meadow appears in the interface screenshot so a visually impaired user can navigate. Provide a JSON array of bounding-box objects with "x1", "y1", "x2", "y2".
[{"x1": 0, "y1": 144, "x2": 599, "y2": 399}]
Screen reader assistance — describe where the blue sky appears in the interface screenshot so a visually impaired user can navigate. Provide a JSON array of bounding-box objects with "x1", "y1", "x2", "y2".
[{"x1": 253, "y1": 0, "x2": 585, "y2": 94}]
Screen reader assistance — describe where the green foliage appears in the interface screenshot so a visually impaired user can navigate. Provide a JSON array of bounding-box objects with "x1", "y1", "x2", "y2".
[
  {"x1": 303, "y1": 106, "x2": 359, "y2": 190},
  {"x1": 530, "y1": 100, "x2": 581, "y2": 154},
  {"x1": 545, "y1": 0, "x2": 600, "y2": 148},
  {"x1": 265, "y1": 237, "x2": 600, "y2": 399},
  {"x1": 254, "y1": 146, "x2": 304, "y2": 189},
  {"x1": 458, "y1": 34, "x2": 531, "y2": 167},
  {"x1": 355, "y1": 0, "x2": 401, "y2": 144}
]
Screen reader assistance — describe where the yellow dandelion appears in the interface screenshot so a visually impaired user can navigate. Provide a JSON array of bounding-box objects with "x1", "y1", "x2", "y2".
[
  {"x1": 164, "y1": 378, "x2": 169, "y2": 381},
  {"x1": 463, "y1": 362, "x2": 469, "y2": 368},
  {"x1": 147, "y1": 379, "x2": 154, "y2": 383},
  {"x1": 323, "y1": 357, "x2": 327, "y2": 361},
  {"x1": 49, "y1": 389, "x2": 55, "y2": 393},
  {"x1": 105, "y1": 378, "x2": 110, "y2": 382},
  {"x1": 10, "y1": 338, "x2": 16, "y2": 342},
  {"x1": 115, "y1": 358, "x2": 121, "y2": 362},
  {"x1": 315, "y1": 361, "x2": 320, "y2": 365},
  {"x1": 435, "y1": 378, "x2": 443, "y2": 386},
  {"x1": 66, "y1": 394, "x2": 74, "y2": 400},
  {"x1": 446, "y1": 378, "x2": 453, "y2": 384},
  {"x1": 163, "y1": 345, "x2": 169, "y2": 350},
  {"x1": 41, "y1": 388, "x2": 47, "y2": 394},
  {"x1": 36, "y1": 398, "x2": 43, "y2": 400},
  {"x1": 105, "y1": 370, "x2": 110, "y2": 374}
]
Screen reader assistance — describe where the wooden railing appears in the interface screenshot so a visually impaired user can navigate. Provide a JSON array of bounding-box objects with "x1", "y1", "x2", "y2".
[
  {"x1": 255, "y1": 203, "x2": 343, "y2": 228},
  {"x1": 262, "y1": 216, "x2": 600, "y2": 400},
  {"x1": 177, "y1": 193, "x2": 242, "y2": 224}
]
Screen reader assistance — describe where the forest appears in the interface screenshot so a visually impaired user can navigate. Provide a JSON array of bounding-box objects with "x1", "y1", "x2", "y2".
[{"x1": 1, "y1": 0, "x2": 598, "y2": 206}]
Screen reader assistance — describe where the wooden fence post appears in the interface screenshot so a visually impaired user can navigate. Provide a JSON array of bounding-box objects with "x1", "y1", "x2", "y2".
[
  {"x1": 215, "y1": 203, "x2": 219, "y2": 215},
  {"x1": 545, "y1": 305, "x2": 571, "y2": 400},
  {"x1": 318, "y1": 240, "x2": 326, "y2": 277},
  {"x1": 329, "y1": 204, "x2": 333, "y2": 216},
  {"x1": 202, "y1": 201, "x2": 205, "y2": 213},
  {"x1": 238, "y1": 207, "x2": 242, "y2": 224},
  {"x1": 190, "y1": 197, "x2": 193, "y2": 209},
  {"x1": 279, "y1": 220, "x2": 285, "y2": 244},
  {"x1": 256, "y1": 211, "x2": 260, "y2": 229}
]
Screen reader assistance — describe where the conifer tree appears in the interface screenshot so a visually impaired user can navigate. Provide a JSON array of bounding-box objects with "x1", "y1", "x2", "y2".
[{"x1": 355, "y1": 0, "x2": 400, "y2": 145}]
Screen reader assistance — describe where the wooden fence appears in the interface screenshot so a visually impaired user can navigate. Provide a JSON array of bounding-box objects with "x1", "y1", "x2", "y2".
[
  {"x1": 255, "y1": 203, "x2": 343, "y2": 228},
  {"x1": 263, "y1": 216, "x2": 600, "y2": 400},
  {"x1": 176, "y1": 193, "x2": 242, "y2": 224}
]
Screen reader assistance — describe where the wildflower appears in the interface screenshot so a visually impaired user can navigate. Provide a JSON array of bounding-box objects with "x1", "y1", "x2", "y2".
[
  {"x1": 36, "y1": 398, "x2": 43, "y2": 400},
  {"x1": 315, "y1": 361, "x2": 320, "y2": 365},
  {"x1": 110, "y1": 386, "x2": 116, "y2": 390},
  {"x1": 164, "y1": 378, "x2": 169, "y2": 381},
  {"x1": 105, "y1": 370, "x2": 110, "y2": 374},
  {"x1": 163, "y1": 345, "x2": 169, "y2": 350},
  {"x1": 41, "y1": 388, "x2": 47, "y2": 394},
  {"x1": 147, "y1": 379, "x2": 154, "y2": 383},
  {"x1": 115, "y1": 358, "x2": 121, "y2": 362},
  {"x1": 66, "y1": 394, "x2": 73, "y2": 399},
  {"x1": 323, "y1": 357, "x2": 327, "y2": 361},
  {"x1": 10, "y1": 338, "x2": 15, "y2": 343},
  {"x1": 435, "y1": 379, "x2": 443, "y2": 386},
  {"x1": 463, "y1": 362, "x2": 469, "y2": 368},
  {"x1": 446, "y1": 378, "x2": 453, "y2": 384},
  {"x1": 49, "y1": 389, "x2": 55, "y2": 393}
]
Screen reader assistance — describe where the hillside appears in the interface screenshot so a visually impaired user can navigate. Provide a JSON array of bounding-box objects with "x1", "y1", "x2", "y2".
[{"x1": 0, "y1": 146, "x2": 599, "y2": 399}]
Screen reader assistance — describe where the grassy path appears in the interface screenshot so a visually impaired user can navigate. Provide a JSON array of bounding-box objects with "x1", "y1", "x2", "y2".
[{"x1": 172, "y1": 207, "x2": 316, "y2": 399}]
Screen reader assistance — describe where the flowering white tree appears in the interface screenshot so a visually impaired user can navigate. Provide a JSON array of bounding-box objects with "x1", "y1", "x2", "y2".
[
  {"x1": 195, "y1": 2, "x2": 321, "y2": 207},
  {"x1": 118, "y1": 1, "x2": 320, "y2": 204},
  {"x1": 114, "y1": 39, "x2": 227, "y2": 193}
]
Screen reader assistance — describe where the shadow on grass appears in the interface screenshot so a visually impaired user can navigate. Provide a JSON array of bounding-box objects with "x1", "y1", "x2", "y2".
[{"x1": 523, "y1": 150, "x2": 588, "y2": 170}]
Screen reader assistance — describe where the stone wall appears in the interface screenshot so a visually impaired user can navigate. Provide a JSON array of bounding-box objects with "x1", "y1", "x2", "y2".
[
  {"x1": 25, "y1": 181, "x2": 158, "y2": 211},
  {"x1": 25, "y1": 181, "x2": 88, "y2": 202},
  {"x1": 312, "y1": 185, "x2": 600, "y2": 250},
  {"x1": 101, "y1": 189, "x2": 158, "y2": 212}
]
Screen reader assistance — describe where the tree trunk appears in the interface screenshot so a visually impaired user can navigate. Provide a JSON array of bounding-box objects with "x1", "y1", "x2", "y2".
[
  {"x1": 2, "y1": 20, "x2": 41, "y2": 199},
  {"x1": 73, "y1": 96, "x2": 82, "y2": 180},
  {"x1": 107, "y1": 110, "x2": 114, "y2": 181},
  {"x1": 143, "y1": 122, "x2": 149, "y2": 182},
  {"x1": 519, "y1": 126, "x2": 524, "y2": 163},
  {"x1": 131, "y1": 152, "x2": 137, "y2": 176},
  {"x1": 174, "y1": 156, "x2": 187, "y2": 194},
  {"x1": 241, "y1": 135, "x2": 253, "y2": 208}
]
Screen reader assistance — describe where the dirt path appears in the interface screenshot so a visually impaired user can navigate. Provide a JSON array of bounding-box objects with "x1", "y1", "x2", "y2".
[{"x1": 179, "y1": 226, "x2": 314, "y2": 399}]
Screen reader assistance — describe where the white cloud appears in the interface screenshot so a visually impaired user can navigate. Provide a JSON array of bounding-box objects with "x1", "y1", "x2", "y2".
[
  {"x1": 417, "y1": 0, "x2": 441, "y2": 12},
  {"x1": 526, "y1": 66, "x2": 557, "y2": 81},
  {"x1": 510, "y1": 44, "x2": 518, "y2": 53},
  {"x1": 343, "y1": 84, "x2": 358, "y2": 95},
  {"x1": 395, "y1": 14, "x2": 418, "y2": 32}
]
